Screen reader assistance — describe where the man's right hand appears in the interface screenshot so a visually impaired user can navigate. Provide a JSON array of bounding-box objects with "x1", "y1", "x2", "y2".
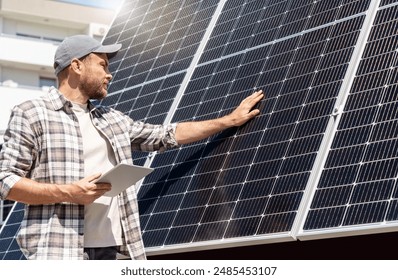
[
  {"x1": 6, "y1": 174, "x2": 111, "y2": 205},
  {"x1": 65, "y1": 173, "x2": 112, "y2": 205}
]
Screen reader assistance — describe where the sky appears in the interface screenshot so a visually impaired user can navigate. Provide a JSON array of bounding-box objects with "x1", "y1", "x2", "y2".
[{"x1": 56, "y1": 0, "x2": 123, "y2": 10}]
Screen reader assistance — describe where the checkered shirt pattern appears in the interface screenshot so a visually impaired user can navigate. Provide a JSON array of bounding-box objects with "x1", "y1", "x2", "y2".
[{"x1": 0, "y1": 87, "x2": 178, "y2": 259}]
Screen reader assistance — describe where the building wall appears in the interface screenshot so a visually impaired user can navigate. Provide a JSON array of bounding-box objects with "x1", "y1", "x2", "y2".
[
  {"x1": 0, "y1": 0, "x2": 115, "y2": 87},
  {"x1": 0, "y1": 0, "x2": 115, "y2": 28},
  {"x1": 2, "y1": 67, "x2": 41, "y2": 87},
  {"x1": 0, "y1": 1, "x2": 118, "y2": 226},
  {"x1": 0, "y1": 0, "x2": 117, "y2": 128}
]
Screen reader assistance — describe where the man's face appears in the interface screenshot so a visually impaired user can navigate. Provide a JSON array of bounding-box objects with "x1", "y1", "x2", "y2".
[{"x1": 79, "y1": 53, "x2": 112, "y2": 100}]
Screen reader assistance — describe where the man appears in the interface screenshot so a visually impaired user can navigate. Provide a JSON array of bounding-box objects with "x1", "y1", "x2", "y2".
[{"x1": 0, "y1": 35, "x2": 263, "y2": 260}]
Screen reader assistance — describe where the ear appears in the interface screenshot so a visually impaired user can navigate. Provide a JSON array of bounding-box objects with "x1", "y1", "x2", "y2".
[{"x1": 70, "y1": 58, "x2": 82, "y2": 74}]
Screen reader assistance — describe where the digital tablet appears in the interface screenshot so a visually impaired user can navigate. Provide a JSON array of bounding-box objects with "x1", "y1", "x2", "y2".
[{"x1": 96, "y1": 163, "x2": 154, "y2": 197}]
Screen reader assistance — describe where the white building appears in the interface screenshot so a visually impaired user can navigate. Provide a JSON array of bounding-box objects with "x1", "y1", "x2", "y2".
[{"x1": 0, "y1": 0, "x2": 120, "y2": 225}]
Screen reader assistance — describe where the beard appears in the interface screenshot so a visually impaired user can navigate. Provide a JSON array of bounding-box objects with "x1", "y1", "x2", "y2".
[{"x1": 79, "y1": 73, "x2": 108, "y2": 100}]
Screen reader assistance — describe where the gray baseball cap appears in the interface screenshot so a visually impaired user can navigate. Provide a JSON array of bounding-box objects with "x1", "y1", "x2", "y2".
[{"x1": 54, "y1": 34, "x2": 122, "y2": 75}]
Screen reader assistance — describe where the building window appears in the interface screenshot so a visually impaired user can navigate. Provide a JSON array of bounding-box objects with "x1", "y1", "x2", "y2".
[{"x1": 39, "y1": 77, "x2": 56, "y2": 88}]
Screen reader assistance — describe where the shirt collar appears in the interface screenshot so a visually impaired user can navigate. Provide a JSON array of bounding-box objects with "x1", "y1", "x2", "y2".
[
  {"x1": 47, "y1": 86, "x2": 71, "y2": 111},
  {"x1": 47, "y1": 87, "x2": 98, "y2": 113}
]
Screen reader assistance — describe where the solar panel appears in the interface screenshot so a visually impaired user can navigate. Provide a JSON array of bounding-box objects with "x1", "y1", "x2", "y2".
[
  {"x1": 297, "y1": 0, "x2": 398, "y2": 240},
  {"x1": 1, "y1": 0, "x2": 397, "y2": 259},
  {"x1": 132, "y1": 0, "x2": 372, "y2": 255},
  {"x1": 100, "y1": 0, "x2": 222, "y2": 165},
  {"x1": 0, "y1": 202, "x2": 25, "y2": 260}
]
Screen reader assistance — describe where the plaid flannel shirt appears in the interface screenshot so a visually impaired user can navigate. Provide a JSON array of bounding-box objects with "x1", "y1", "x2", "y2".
[{"x1": 0, "y1": 87, "x2": 178, "y2": 260}]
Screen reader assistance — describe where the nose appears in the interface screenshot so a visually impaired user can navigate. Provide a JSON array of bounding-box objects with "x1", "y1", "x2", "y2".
[{"x1": 106, "y1": 72, "x2": 112, "y2": 81}]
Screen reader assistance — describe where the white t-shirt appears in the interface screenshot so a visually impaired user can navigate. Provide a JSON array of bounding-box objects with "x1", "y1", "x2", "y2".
[{"x1": 71, "y1": 102, "x2": 123, "y2": 248}]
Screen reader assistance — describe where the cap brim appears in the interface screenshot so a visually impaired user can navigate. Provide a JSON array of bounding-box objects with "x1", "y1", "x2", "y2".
[{"x1": 95, "y1": 43, "x2": 122, "y2": 59}]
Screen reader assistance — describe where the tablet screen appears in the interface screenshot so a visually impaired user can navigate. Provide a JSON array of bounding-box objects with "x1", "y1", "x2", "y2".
[{"x1": 97, "y1": 163, "x2": 154, "y2": 196}]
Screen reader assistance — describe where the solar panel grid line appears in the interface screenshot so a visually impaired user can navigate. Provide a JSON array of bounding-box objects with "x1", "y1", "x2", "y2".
[{"x1": 298, "y1": 0, "x2": 398, "y2": 240}]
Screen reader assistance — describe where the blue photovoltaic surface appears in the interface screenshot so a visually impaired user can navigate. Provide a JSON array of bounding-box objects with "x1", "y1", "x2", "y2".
[
  {"x1": 302, "y1": 2, "x2": 398, "y2": 232},
  {"x1": 101, "y1": 0, "x2": 221, "y2": 165},
  {"x1": 0, "y1": 202, "x2": 26, "y2": 260},
  {"x1": 136, "y1": 0, "x2": 372, "y2": 251},
  {"x1": 2, "y1": 0, "x2": 398, "y2": 259}
]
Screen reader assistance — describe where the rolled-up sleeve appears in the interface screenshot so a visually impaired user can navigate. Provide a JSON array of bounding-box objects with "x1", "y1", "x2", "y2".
[
  {"x1": 130, "y1": 121, "x2": 179, "y2": 152},
  {"x1": 0, "y1": 106, "x2": 36, "y2": 199},
  {"x1": 0, "y1": 173, "x2": 22, "y2": 199}
]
